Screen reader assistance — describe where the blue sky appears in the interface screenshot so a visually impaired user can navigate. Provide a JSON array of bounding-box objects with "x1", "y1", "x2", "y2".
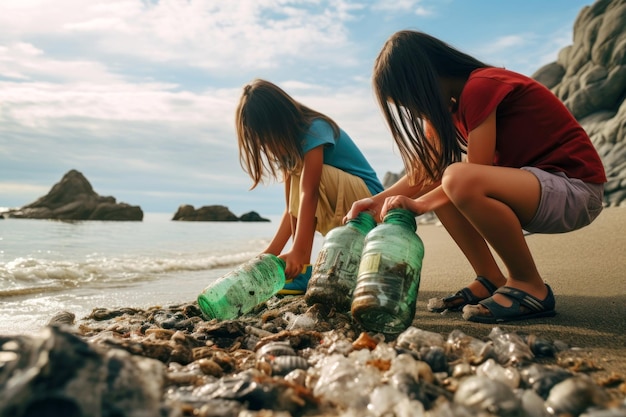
[{"x1": 0, "y1": 0, "x2": 593, "y2": 216}]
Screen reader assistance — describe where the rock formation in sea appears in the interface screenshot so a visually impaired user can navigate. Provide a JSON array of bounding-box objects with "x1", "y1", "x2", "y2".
[
  {"x1": 383, "y1": 0, "x2": 626, "y2": 207},
  {"x1": 0, "y1": 169, "x2": 143, "y2": 221},
  {"x1": 172, "y1": 204, "x2": 270, "y2": 222},
  {"x1": 239, "y1": 211, "x2": 272, "y2": 222}
]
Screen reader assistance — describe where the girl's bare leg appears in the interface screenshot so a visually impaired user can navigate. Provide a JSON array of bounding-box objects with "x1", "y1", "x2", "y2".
[
  {"x1": 435, "y1": 203, "x2": 506, "y2": 300},
  {"x1": 441, "y1": 163, "x2": 548, "y2": 309}
]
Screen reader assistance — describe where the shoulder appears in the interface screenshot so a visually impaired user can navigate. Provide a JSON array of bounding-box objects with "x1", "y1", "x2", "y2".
[
  {"x1": 468, "y1": 67, "x2": 535, "y2": 88},
  {"x1": 307, "y1": 119, "x2": 335, "y2": 137},
  {"x1": 462, "y1": 68, "x2": 528, "y2": 104},
  {"x1": 302, "y1": 119, "x2": 336, "y2": 151}
]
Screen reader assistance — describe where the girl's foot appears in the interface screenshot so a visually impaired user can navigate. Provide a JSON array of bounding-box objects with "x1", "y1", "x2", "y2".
[
  {"x1": 462, "y1": 284, "x2": 556, "y2": 323},
  {"x1": 427, "y1": 276, "x2": 499, "y2": 312}
]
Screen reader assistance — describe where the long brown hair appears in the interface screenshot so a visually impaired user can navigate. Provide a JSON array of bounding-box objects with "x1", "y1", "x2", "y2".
[
  {"x1": 235, "y1": 79, "x2": 339, "y2": 189},
  {"x1": 373, "y1": 30, "x2": 490, "y2": 184}
]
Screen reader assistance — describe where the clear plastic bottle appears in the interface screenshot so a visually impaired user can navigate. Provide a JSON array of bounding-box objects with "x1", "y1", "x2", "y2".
[
  {"x1": 197, "y1": 254, "x2": 286, "y2": 320},
  {"x1": 305, "y1": 211, "x2": 377, "y2": 311},
  {"x1": 351, "y1": 208, "x2": 424, "y2": 335},
  {"x1": 488, "y1": 327, "x2": 535, "y2": 366}
]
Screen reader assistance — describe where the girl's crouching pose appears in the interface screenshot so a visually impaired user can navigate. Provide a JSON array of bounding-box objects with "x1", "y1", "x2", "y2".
[
  {"x1": 236, "y1": 79, "x2": 384, "y2": 295},
  {"x1": 345, "y1": 31, "x2": 606, "y2": 323}
]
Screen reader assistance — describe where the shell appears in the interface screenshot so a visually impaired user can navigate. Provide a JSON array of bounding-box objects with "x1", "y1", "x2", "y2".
[
  {"x1": 47, "y1": 311, "x2": 76, "y2": 327},
  {"x1": 419, "y1": 345, "x2": 448, "y2": 373},
  {"x1": 453, "y1": 375, "x2": 521, "y2": 417},
  {"x1": 520, "y1": 363, "x2": 573, "y2": 398},
  {"x1": 488, "y1": 326, "x2": 534, "y2": 366},
  {"x1": 522, "y1": 333, "x2": 556, "y2": 357},
  {"x1": 475, "y1": 358, "x2": 520, "y2": 389},
  {"x1": 255, "y1": 341, "x2": 295, "y2": 360},
  {"x1": 197, "y1": 358, "x2": 224, "y2": 377},
  {"x1": 271, "y1": 355, "x2": 309, "y2": 376},
  {"x1": 546, "y1": 375, "x2": 610, "y2": 416},
  {"x1": 446, "y1": 329, "x2": 494, "y2": 365},
  {"x1": 396, "y1": 326, "x2": 445, "y2": 351}
]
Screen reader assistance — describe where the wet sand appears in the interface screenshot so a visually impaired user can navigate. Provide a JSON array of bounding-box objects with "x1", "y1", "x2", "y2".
[{"x1": 413, "y1": 206, "x2": 626, "y2": 374}]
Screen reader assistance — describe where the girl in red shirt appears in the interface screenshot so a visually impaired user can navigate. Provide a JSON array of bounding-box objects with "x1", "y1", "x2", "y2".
[{"x1": 346, "y1": 30, "x2": 606, "y2": 323}]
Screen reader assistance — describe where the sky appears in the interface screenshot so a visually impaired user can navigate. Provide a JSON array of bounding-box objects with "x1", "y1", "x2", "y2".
[{"x1": 0, "y1": 0, "x2": 595, "y2": 216}]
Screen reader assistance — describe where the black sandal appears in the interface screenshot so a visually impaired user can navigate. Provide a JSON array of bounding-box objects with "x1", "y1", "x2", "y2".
[
  {"x1": 465, "y1": 284, "x2": 557, "y2": 324},
  {"x1": 427, "y1": 276, "x2": 498, "y2": 313}
]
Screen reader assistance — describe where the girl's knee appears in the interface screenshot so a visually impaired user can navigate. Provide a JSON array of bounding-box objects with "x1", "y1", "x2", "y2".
[
  {"x1": 442, "y1": 163, "x2": 469, "y2": 191},
  {"x1": 442, "y1": 163, "x2": 478, "y2": 205}
]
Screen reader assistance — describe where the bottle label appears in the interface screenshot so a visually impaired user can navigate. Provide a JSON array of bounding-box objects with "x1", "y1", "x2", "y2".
[
  {"x1": 358, "y1": 252, "x2": 381, "y2": 275},
  {"x1": 316, "y1": 248, "x2": 360, "y2": 276}
]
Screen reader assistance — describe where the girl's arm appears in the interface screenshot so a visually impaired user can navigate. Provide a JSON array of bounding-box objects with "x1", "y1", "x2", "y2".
[
  {"x1": 263, "y1": 177, "x2": 294, "y2": 256},
  {"x1": 380, "y1": 184, "x2": 448, "y2": 218},
  {"x1": 380, "y1": 110, "x2": 497, "y2": 217},
  {"x1": 263, "y1": 210, "x2": 292, "y2": 256},
  {"x1": 281, "y1": 145, "x2": 324, "y2": 278},
  {"x1": 345, "y1": 120, "x2": 446, "y2": 222},
  {"x1": 465, "y1": 109, "x2": 497, "y2": 165},
  {"x1": 345, "y1": 174, "x2": 439, "y2": 223}
]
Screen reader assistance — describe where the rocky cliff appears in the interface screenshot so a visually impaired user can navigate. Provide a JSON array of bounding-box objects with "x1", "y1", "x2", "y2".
[{"x1": 533, "y1": 0, "x2": 626, "y2": 206}]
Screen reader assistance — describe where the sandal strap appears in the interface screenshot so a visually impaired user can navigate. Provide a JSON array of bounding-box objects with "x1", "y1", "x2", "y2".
[
  {"x1": 454, "y1": 287, "x2": 477, "y2": 303},
  {"x1": 475, "y1": 276, "x2": 498, "y2": 295},
  {"x1": 442, "y1": 276, "x2": 498, "y2": 305},
  {"x1": 494, "y1": 285, "x2": 555, "y2": 313}
]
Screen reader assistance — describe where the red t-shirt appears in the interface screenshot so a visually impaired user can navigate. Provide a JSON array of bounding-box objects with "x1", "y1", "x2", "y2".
[{"x1": 454, "y1": 67, "x2": 606, "y2": 184}]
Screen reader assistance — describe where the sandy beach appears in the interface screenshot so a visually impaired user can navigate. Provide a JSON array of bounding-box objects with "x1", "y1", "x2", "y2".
[
  {"x1": 2, "y1": 208, "x2": 624, "y2": 416},
  {"x1": 412, "y1": 206, "x2": 626, "y2": 374}
]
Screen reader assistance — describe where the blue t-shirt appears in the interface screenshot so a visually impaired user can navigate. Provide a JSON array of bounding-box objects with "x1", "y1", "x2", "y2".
[{"x1": 300, "y1": 119, "x2": 383, "y2": 195}]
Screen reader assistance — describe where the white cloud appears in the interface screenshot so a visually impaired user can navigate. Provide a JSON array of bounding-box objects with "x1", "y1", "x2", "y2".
[
  {"x1": 372, "y1": 0, "x2": 433, "y2": 16},
  {"x1": 475, "y1": 25, "x2": 575, "y2": 76},
  {"x1": 0, "y1": 0, "x2": 360, "y2": 72},
  {"x1": 0, "y1": 42, "x2": 125, "y2": 83},
  {"x1": 489, "y1": 35, "x2": 528, "y2": 52},
  {"x1": 0, "y1": 182, "x2": 49, "y2": 194},
  {"x1": 0, "y1": 79, "x2": 236, "y2": 131}
]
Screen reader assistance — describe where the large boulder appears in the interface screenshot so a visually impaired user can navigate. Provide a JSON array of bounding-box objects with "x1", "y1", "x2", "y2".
[
  {"x1": 532, "y1": 0, "x2": 626, "y2": 206},
  {"x1": 0, "y1": 170, "x2": 143, "y2": 221}
]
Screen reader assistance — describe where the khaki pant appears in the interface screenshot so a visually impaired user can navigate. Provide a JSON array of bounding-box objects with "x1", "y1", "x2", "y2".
[{"x1": 289, "y1": 165, "x2": 373, "y2": 236}]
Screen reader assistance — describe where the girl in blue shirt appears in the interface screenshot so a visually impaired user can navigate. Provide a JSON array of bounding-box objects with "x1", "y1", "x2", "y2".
[{"x1": 235, "y1": 79, "x2": 383, "y2": 294}]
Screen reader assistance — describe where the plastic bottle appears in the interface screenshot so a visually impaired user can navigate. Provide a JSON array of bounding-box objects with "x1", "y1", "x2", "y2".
[
  {"x1": 197, "y1": 254, "x2": 286, "y2": 320},
  {"x1": 351, "y1": 208, "x2": 424, "y2": 335},
  {"x1": 305, "y1": 211, "x2": 377, "y2": 311},
  {"x1": 488, "y1": 327, "x2": 535, "y2": 366}
]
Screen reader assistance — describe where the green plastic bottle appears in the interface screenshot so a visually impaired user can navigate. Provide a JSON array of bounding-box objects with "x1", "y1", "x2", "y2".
[
  {"x1": 197, "y1": 254, "x2": 286, "y2": 320},
  {"x1": 351, "y1": 208, "x2": 424, "y2": 335},
  {"x1": 305, "y1": 212, "x2": 377, "y2": 311}
]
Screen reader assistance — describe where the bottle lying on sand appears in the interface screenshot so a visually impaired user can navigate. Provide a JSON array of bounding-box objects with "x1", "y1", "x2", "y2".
[
  {"x1": 351, "y1": 208, "x2": 424, "y2": 335},
  {"x1": 305, "y1": 211, "x2": 377, "y2": 311},
  {"x1": 197, "y1": 254, "x2": 286, "y2": 320}
]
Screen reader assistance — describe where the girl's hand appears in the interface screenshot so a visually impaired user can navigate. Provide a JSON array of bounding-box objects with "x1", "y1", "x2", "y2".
[
  {"x1": 279, "y1": 251, "x2": 309, "y2": 279},
  {"x1": 343, "y1": 198, "x2": 383, "y2": 223},
  {"x1": 380, "y1": 195, "x2": 422, "y2": 219}
]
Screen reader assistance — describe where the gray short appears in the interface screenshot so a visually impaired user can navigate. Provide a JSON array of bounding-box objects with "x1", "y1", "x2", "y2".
[{"x1": 521, "y1": 167, "x2": 604, "y2": 234}]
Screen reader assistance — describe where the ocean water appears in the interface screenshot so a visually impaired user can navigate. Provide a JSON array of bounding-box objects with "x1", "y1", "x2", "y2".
[{"x1": 0, "y1": 213, "x2": 323, "y2": 335}]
